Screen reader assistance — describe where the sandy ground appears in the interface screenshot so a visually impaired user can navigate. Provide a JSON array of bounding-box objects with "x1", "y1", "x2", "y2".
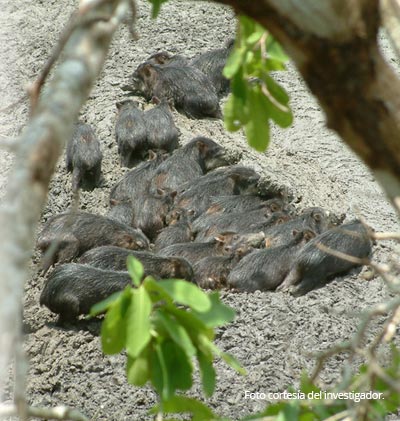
[{"x1": 1, "y1": 0, "x2": 400, "y2": 419}]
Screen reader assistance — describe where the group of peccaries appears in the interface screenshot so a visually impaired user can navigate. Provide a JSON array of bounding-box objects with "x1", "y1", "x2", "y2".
[{"x1": 37, "y1": 39, "x2": 373, "y2": 323}]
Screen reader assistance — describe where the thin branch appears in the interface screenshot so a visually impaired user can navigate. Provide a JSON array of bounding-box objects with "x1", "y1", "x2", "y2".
[
  {"x1": 371, "y1": 232, "x2": 400, "y2": 241},
  {"x1": 381, "y1": 0, "x2": 400, "y2": 62},
  {"x1": 323, "y1": 410, "x2": 351, "y2": 421},
  {"x1": 14, "y1": 332, "x2": 28, "y2": 421},
  {"x1": 28, "y1": 0, "x2": 126, "y2": 113},
  {"x1": 0, "y1": 404, "x2": 89, "y2": 421},
  {"x1": 0, "y1": 137, "x2": 17, "y2": 152},
  {"x1": 310, "y1": 341, "x2": 351, "y2": 382},
  {"x1": 369, "y1": 304, "x2": 400, "y2": 354},
  {"x1": 368, "y1": 360, "x2": 400, "y2": 394},
  {"x1": 311, "y1": 295, "x2": 400, "y2": 381},
  {"x1": 315, "y1": 242, "x2": 370, "y2": 266},
  {"x1": 0, "y1": 0, "x2": 131, "y2": 398}
]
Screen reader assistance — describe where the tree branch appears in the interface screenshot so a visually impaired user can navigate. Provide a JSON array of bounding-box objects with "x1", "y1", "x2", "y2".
[
  {"x1": 213, "y1": 0, "x2": 400, "y2": 211},
  {"x1": 0, "y1": 404, "x2": 89, "y2": 421},
  {"x1": 0, "y1": 0, "x2": 130, "y2": 398}
]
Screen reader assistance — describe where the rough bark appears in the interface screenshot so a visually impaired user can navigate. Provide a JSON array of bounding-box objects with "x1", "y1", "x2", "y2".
[
  {"x1": 214, "y1": 0, "x2": 400, "y2": 209},
  {"x1": 0, "y1": 0, "x2": 130, "y2": 398}
]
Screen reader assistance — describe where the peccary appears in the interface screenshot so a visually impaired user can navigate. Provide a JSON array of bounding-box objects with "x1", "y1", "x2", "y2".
[
  {"x1": 37, "y1": 212, "x2": 150, "y2": 273},
  {"x1": 227, "y1": 229, "x2": 316, "y2": 292},
  {"x1": 130, "y1": 62, "x2": 222, "y2": 119},
  {"x1": 79, "y1": 246, "x2": 194, "y2": 281},
  {"x1": 66, "y1": 122, "x2": 102, "y2": 191},
  {"x1": 277, "y1": 221, "x2": 372, "y2": 296},
  {"x1": 40, "y1": 264, "x2": 132, "y2": 321}
]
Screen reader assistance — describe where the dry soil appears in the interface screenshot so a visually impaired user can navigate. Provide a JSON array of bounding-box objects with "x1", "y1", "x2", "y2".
[{"x1": 1, "y1": 1, "x2": 400, "y2": 420}]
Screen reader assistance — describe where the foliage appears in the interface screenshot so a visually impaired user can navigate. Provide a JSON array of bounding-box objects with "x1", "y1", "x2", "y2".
[
  {"x1": 223, "y1": 15, "x2": 292, "y2": 152},
  {"x1": 91, "y1": 256, "x2": 244, "y2": 419},
  {"x1": 147, "y1": 0, "x2": 169, "y2": 18},
  {"x1": 241, "y1": 360, "x2": 400, "y2": 421}
]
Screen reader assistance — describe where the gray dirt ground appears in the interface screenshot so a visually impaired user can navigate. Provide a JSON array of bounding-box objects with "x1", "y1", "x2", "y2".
[{"x1": 1, "y1": 1, "x2": 400, "y2": 420}]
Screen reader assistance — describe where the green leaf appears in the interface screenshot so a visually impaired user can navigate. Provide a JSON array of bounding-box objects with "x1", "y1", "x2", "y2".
[
  {"x1": 265, "y1": 73, "x2": 289, "y2": 104},
  {"x1": 163, "y1": 340, "x2": 193, "y2": 392},
  {"x1": 224, "y1": 95, "x2": 243, "y2": 132},
  {"x1": 151, "y1": 342, "x2": 170, "y2": 399},
  {"x1": 244, "y1": 86, "x2": 271, "y2": 152},
  {"x1": 223, "y1": 47, "x2": 244, "y2": 79},
  {"x1": 100, "y1": 287, "x2": 132, "y2": 354},
  {"x1": 220, "y1": 352, "x2": 246, "y2": 375},
  {"x1": 199, "y1": 334, "x2": 246, "y2": 375},
  {"x1": 266, "y1": 37, "x2": 288, "y2": 65},
  {"x1": 299, "y1": 372, "x2": 321, "y2": 395},
  {"x1": 148, "y1": 0, "x2": 168, "y2": 18},
  {"x1": 239, "y1": 15, "x2": 257, "y2": 39},
  {"x1": 197, "y1": 349, "x2": 216, "y2": 397},
  {"x1": 258, "y1": 77, "x2": 292, "y2": 129},
  {"x1": 150, "y1": 340, "x2": 192, "y2": 400},
  {"x1": 313, "y1": 403, "x2": 334, "y2": 420},
  {"x1": 167, "y1": 306, "x2": 214, "y2": 342},
  {"x1": 283, "y1": 402, "x2": 300, "y2": 420},
  {"x1": 126, "y1": 287, "x2": 152, "y2": 358},
  {"x1": 247, "y1": 31, "x2": 263, "y2": 45},
  {"x1": 193, "y1": 292, "x2": 235, "y2": 328},
  {"x1": 156, "y1": 309, "x2": 196, "y2": 358},
  {"x1": 224, "y1": 71, "x2": 249, "y2": 132},
  {"x1": 143, "y1": 276, "x2": 174, "y2": 304},
  {"x1": 126, "y1": 256, "x2": 144, "y2": 287},
  {"x1": 370, "y1": 399, "x2": 389, "y2": 418},
  {"x1": 265, "y1": 58, "x2": 287, "y2": 72},
  {"x1": 90, "y1": 290, "x2": 122, "y2": 316},
  {"x1": 149, "y1": 396, "x2": 216, "y2": 421},
  {"x1": 158, "y1": 280, "x2": 211, "y2": 312},
  {"x1": 298, "y1": 411, "x2": 317, "y2": 421},
  {"x1": 126, "y1": 349, "x2": 150, "y2": 386}
]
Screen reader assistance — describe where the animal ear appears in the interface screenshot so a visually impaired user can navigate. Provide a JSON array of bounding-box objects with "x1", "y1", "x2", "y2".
[
  {"x1": 151, "y1": 96, "x2": 161, "y2": 105},
  {"x1": 141, "y1": 63, "x2": 154, "y2": 78},
  {"x1": 270, "y1": 203, "x2": 280, "y2": 212},
  {"x1": 304, "y1": 230, "x2": 315, "y2": 241},
  {"x1": 236, "y1": 245, "x2": 250, "y2": 258},
  {"x1": 156, "y1": 188, "x2": 165, "y2": 196},
  {"x1": 196, "y1": 139, "x2": 207, "y2": 155},
  {"x1": 214, "y1": 234, "x2": 226, "y2": 244},
  {"x1": 167, "y1": 98, "x2": 174, "y2": 109},
  {"x1": 292, "y1": 229, "x2": 300, "y2": 237},
  {"x1": 121, "y1": 233, "x2": 142, "y2": 249},
  {"x1": 121, "y1": 233, "x2": 134, "y2": 245},
  {"x1": 171, "y1": 259, "x2": 181, "y2": 276},
  {"x1": 170, "y1": 191, "x2": 177, "y2": 200},
  {"x1": 228, "y1": 173, "x2": 241, "y2": 183},
  {"x1": 206, "y1": 204, "x2": 221, "y2": 214},
  {"x1": 110, "y1": 198, "x2": 118, "y2": 206},
  {"x1": 313, "y1": 212, "x2": 322, "y2": 222},
  {"x1": 148, "y1": 150, "x2": 157, "y2": 160}
]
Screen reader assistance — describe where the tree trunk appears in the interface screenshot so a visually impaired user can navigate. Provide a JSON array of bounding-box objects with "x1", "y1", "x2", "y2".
[
  {"x1": 0, "y1": 0, "x2": 130, "y2": 398},
  {"x1": 214, "y1": 0, "x2": 400, "y2": 210}
]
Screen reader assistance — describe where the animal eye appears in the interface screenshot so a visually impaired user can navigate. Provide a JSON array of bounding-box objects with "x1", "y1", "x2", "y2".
[{"x1": 313, "y1": 213, "x2": 321, "y2": 222}]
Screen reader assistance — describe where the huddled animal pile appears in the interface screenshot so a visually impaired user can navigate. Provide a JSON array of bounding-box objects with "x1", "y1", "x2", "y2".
[{"x1": 38, "y1": 40, "x2": 373, "y2": 323}]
